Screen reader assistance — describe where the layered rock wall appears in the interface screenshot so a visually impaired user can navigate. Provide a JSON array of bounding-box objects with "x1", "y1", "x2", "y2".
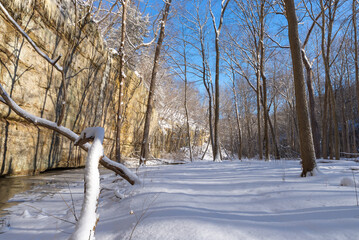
[{"x1": 0, "y1": 0, "x2": 152, "y2": 175}]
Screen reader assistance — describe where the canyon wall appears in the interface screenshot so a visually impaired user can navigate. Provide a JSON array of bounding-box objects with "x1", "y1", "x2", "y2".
[{"x1": 0, "y1": 0, "x2": 153, "y2": 175}]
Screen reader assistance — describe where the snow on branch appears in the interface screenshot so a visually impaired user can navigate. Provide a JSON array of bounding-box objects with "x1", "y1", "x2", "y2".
[
  {"x1": 0, "y1": 83, "x2": 140, "y2": 185},
  {"x1": 69, "y1": 127, "x2": 104, "y2": 240}
]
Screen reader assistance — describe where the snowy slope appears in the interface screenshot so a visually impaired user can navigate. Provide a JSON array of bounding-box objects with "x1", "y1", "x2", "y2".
[{"x1": 1, "y1": 159, "x2": 359, "y2": 239}]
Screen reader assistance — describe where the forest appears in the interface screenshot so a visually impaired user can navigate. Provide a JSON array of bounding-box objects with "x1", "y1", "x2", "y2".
[{"x1": 1, "y1": 0, "x2": 359, "y2": 239}]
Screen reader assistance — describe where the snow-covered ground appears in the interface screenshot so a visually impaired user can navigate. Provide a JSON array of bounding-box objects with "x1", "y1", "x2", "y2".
[{"x1": 1, "y1": 159, "x2": 359, "y2": 240}]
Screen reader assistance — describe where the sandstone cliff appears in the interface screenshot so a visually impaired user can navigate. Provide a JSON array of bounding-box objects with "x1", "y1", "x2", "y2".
[{"x1": 0, "y1": 0, "x2": 154, "y2": 176}]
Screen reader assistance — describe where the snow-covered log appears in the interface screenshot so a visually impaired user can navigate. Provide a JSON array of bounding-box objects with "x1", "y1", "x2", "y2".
[
  {"x1": 0, "y1": 83, "x2": 140, "y2": 185},
  {"x1": 69, "y1": 127, "x2": 104, "y2": 240}
]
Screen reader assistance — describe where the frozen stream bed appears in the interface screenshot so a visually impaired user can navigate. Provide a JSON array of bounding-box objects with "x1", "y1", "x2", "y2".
[
  {"x1": 0, "y1": 167, "x2": 112, "y2": 233},
  {"x1": 1, "y1": 159, "x2": 359, "y2": 239}
]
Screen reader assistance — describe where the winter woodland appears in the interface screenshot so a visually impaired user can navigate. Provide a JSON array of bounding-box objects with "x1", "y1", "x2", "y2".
[{"x1": 1, "y1": 0, "x2": 359, "y2": 239}]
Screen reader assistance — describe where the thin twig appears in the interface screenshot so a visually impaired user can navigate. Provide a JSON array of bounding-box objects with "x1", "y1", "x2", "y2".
[
  {"x1": 0, "y1": 82, "x2": 140, "y2": 185},
  {"x1": 352, "y1": 170, "x2": 359, "y2": 206},
  {"x1": 24, "y1": 204, "x2": 76, "y2": 225}
]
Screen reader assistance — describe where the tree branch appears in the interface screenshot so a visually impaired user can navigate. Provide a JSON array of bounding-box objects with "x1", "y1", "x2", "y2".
[
  {"x1": 0, "y1": 2, "x2": 68, "y2": 126},
  {"x1": 0, "y1": 83, "x2": 140, "y2": 185}
]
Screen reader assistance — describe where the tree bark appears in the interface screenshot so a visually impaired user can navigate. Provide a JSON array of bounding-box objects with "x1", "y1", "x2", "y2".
[
  {"x1": 347, "y1": 66, "x2": 357, "y2": 153},
  {"x1": 210, "y1": 0, "x2": 230, "y2": 162},
  {"x1": 256, "y1": 69, "x2": 262, "y2": 160},
  {"x1": 231, "y1": 69, "x2": 242, "y2": 160},
  {"x1": 213, "y1": 34, "x2": 221, "y2": 162},
  {"x1": 140, "y1": 0, "x2": 172, "y2": 165},
  {"x1": 116, "y1": 0, "x2": 129, "y2": 164},
  {"x1": 183, "y1": 44, "x2": 193, "y2": 162},
  {"x1": 284, "y1": 0, "x2": 317, "y2": 176},
  {"x1": 301, "y1": 50, "x2": 321, "y2": 158},
  {"x1": 320, "y1": 0, "x2": 340, "y2": 160},
  {"x1": 259, "y1": 0, "x2": 269, "y2": 161},
  {"x1": 354, "y1": 0, "x2": 359, "y2": 115}
]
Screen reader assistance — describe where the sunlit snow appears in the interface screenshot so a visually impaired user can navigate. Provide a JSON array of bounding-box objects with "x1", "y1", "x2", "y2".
[{"x1": 1, "y1": 159, "x2": 359, "y2": 240}]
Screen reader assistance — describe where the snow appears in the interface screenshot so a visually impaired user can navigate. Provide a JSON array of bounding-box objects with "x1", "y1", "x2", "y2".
[
  {"x1": 1, "y1": 159, "x2": 359, "y2": 239},
  {"x1": 340, "y1": 177, "x2": 356, "y2": 187},
  {"x1": 70, "y1": 127, "x2": 104, "y2": 240},
  {"x1": 134, "y1": 71, "x2": 141, "y2": 78},
  {"x1": 109, "y1": 48, "x2": 119, "y2": 56}
]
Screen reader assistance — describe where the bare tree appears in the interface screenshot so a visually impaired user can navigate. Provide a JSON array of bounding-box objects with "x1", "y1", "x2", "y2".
[
  {"x1": 184, "y1": 0, "x2": 215, "y2": 158},
  {"x1": 116, "y1": 0, "x2": 129, "y2": 164},
  {"x1": 229, "y1": 63, "x2": 243, "y2": 159},
  {"x1": 317, "y1": 0, "x2": 341, "y2": 160},
  {"x1": 353, "y1": 0, "x2": 359, "y2": 115},
  {"x1": 140, "y1": 0, "x2": 172, "y2": 165},
  {"x1": 300, "y1": 11, "x2": 322, "y2": 158},
  {"x1": 210, "y1": 0, "x2": 230, "y2": 162},
  {"x1": 231, "y1": 0, "x2": 272, "y2": 160},
  {"x1": 283, "y1": 0, "x2": 317, "y2": 176}
]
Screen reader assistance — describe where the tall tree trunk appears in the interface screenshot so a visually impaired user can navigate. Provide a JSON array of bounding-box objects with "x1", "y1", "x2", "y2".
[
  {"x1": 342, "y1": 105, "x2": 349, "y2": 153},
  {"x1": 210, "y1": 0, "x2": 230, "y2": 162},
  {"x1": 140, "y1": 0, "x2": 172, "y2": 165},
  {"x1": 259, "y1": 0, "x2": 269, "y2": 161},
  {"x1": 184, "y1": 51, "x2": 193, "y2": 162},
  {"x1": 284, "y1": 0, "x2": 317, "y2": 176},
  {"x1": 231, "y1": 70, "x2": 242, "y2": 160},
  {"x1": 328, "y1": 96, "x2": 334, "y2": 159},
  {"x1": 198, "y1": 16, "x2": 215, "y2": 159},
  {"x1": 274, "y1": 94, "x2": 279, "y2": 158},
  {"x1": 256, "y1": 70, "x2": 262, "y2": 159},
  {"x1": 116, "y1": 0, "x2": 129, "y2": 164},
  {"x1": 301, "y1": 50, "x2": 321, "y2": 159},
  {"x1": 213, "y1": 33, "x2": 221, "y2": 162},
  {"x1": 320, "y1": 0, "x2": 340, "y2": 160},
  {"x1": 244, "y1": 91, "x2": 252, "y2": 158},
  {"x1": 234, "y1": 99, "x2": 243, "y2": 160},
  {"x1": 268, "y1": 114, "x2": 280, "y2": 159},
  {"x1": 260, "y1": 84, "x2": 279, "y2": 159},
  {"x1": 347, "y1": 67, "x2": 357, "y2": 153},
  {"x1": 329, "y1": 86, "x2": 340, "y2": 159},
  {"x1": 322, "y1": 82, "x2": 329, "y2": 159},
  {"x1": 354, "y1": 0, "x2": 359, "y2": 115}
]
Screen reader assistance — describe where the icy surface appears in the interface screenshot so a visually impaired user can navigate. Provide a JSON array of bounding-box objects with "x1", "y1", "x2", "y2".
[{"x1": 1, "y1": 159, "x2": 359, "y2": 239}]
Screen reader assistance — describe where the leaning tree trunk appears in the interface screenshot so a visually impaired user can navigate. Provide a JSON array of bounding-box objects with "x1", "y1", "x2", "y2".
[
  {"x1": 301, "y1": 50, "x2": 321, "y2": 158},
  {"x1": 140, "y1": 0, "x2": 172, "y2": 165},
  {"x1": 284, "y1": 0, "x2": 317, "y2": 176}
]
